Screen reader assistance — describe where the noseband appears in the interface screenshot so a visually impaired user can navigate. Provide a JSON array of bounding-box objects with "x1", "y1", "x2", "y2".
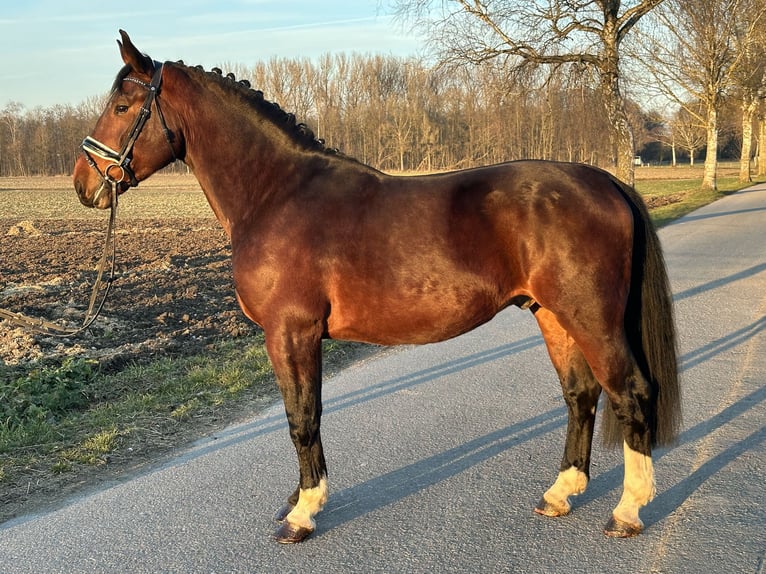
[{"x1": 81, "y1": 63, "x2": 176, "y2": 196}]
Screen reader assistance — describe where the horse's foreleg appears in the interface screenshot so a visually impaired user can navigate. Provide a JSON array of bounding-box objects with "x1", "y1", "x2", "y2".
[
  {"x1": 265, "y1": 324, "x2": 328, "y2": 544},
  {"x1": 533, "y1": 308, "x2": 601, "y2": 517}
]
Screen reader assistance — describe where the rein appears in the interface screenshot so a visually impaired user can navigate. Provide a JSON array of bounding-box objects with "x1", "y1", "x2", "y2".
[
  {"x1": 0, "y1": 186, "x2": 118, "y2": 337},
  {"x1": 1, "y1": 63, "x2": 176, "y2": 338},
  {"x1": 0, "y1": 64, "x2": 177, "y2": 337}
]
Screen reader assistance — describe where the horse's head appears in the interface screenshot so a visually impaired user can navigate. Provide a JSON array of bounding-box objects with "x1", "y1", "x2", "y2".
[{"x1": 73, "y1": 30, "x2": 180, "y2": 208}]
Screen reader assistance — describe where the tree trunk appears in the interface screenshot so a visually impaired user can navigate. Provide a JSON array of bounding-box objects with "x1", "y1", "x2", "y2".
[
  {"x1": 600, "y1": 35, "x2": 635, "y2": 185},
  {"x1": 702, "y1": 105, "x2": 718, "y2": 190},
  {"x1": 739, "y1": 97, "x2": 757, "y2": 183},
  {"x1": 759, "y1": 114, "x2": 766, "y2": 177}
]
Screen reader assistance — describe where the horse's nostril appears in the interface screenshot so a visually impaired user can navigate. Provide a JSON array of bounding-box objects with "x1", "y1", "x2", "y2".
[{"x1": 74, "y1": 180, "x2": 94, "y2": 208}]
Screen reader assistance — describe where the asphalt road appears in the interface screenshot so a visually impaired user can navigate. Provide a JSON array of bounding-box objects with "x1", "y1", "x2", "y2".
[{"x1": 2, "y1": 183, "x2": 765, "y2": 574}]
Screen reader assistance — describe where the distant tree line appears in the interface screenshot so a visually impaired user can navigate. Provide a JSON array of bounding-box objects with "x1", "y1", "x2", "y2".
[
  {"x1": 2, "y1": 3, "x2": 765, "y2": 182},
  {"x1": 0, "y1": 98, "x2": 104, "y2": 178},
  {"x1": 3, "y1": 56, "x2": 636, "y2": 177}
]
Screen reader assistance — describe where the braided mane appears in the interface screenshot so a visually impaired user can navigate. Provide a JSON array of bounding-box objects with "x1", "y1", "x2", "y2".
[
  {"x1": 180, "y1": 62, "x2": 340, "y2": 156},
  {"x1": 112, "y1": 61, "x2": 341, "y2": 156}
]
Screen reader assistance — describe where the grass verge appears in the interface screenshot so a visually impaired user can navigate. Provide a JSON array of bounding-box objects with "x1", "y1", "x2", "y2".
[
  {"x1": 636, "y1": 175, "x2": 764, "y2": 227},
  {"x1": 0, "y1": 333, "x2": 367, "y2": 520}
]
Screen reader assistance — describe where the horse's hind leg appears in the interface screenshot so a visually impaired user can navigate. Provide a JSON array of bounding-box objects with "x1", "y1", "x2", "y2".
[
  {"x1": 598, "y1": 361, "x2": 657, "y2": 537},
  {"x1": 532, "y1": 307, "x2": 601, "y2": 517},
  {"x1": 565, "y1": 322, "x2": 657, "y2": 537},
  {"x1": 265, "y1": 321, "x2": 328, "y2": 544}
]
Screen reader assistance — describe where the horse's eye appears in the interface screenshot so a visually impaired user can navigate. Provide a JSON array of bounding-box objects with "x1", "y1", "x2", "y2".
[{"x1": 115, "y1": 105, "x2": 129, "y2": 115}]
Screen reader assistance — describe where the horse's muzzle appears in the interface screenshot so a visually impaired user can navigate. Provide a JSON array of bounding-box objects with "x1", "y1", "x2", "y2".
[
  {"x1": 74, "y1": 174, "x2": 111, "y2": 209},
  {"x1": 73, "y1": 157, "x2": 125, "y2": 209}
]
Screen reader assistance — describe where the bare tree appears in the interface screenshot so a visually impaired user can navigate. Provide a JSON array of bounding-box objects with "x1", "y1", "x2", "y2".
[
  {"x1": 730, "y1": 1, "x2": 766, "y2": 182},
  {"x1": 1, "y1": 102, "x2": 28, "y2": 177},
  {"x1": 0, "y1": 50, "x2": 657, "y2": 177},
  {"x1": 669, "y1": 105, "x2": 706, "y2": 166},
  {"x1": 636, "y1": 0, "x2": 763, "y2": 189},
  {"x1": 759, "y1": 104, "x2": 766, "y2": 175},
  {"x1": 393, "y1": 0, "x2": 664, "y2": 184},
  {"x1": 643, "y1": 110, "x2": 677, "y2": 166}
]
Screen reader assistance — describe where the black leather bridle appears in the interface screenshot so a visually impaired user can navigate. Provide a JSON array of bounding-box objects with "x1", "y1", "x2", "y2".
[{"x1": 81, "y1": 62, "x2": 176, "y2": 201}]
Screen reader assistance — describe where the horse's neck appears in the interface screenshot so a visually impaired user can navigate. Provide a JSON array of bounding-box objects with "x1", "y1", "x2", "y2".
[{"x1": 167, "y1": 67, "x2": 310, "y2": 235}]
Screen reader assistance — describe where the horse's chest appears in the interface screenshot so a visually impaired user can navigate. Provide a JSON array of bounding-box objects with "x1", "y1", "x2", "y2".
[{"x1": 230, "y1": 237, "x2": 325, "y2": 321}]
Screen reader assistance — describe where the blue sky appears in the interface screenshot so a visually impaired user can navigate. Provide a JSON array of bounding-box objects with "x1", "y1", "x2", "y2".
[{"x1": 1, "y1": 1, "x2": 424, "y2": 109}]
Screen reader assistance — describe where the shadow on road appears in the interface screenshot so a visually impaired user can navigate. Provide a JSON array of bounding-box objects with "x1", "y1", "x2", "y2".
[
  {"x1": 679, "y1": 315, "x2": 766, "y2": 371},
  {"x1": 675, "y1": 205, "x2": 766, "y2": 224},
  {"x1": 580, "y1": 383, "x2": 766, "y2": 531},
  {"x1": 673, "y1": 262, "x2": 766, "y2": 303},
  {"x1": 152, "y1": 335, "x2": 545, "y2": 470},
  {"x1": 316, "y1": 405, "x2": 568, "y2": 537}
]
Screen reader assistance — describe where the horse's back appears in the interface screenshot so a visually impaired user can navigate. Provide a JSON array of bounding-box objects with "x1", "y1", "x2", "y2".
[
  {"x1": 233, "y1": 160, "x2": 635, "y2": 344},
  {"x1": 317, "y1": 160, "x2": 634, "y2": 344}
]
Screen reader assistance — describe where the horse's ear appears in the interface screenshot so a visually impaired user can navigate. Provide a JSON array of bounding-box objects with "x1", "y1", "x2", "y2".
[{"x1": 117, "y1": 30, "x2": 154, "y2": 76}]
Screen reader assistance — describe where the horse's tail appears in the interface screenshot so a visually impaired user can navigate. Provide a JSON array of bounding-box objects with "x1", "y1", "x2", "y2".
[{"x1": 602, "y1": 178, "x2": 682, "y2": 448}]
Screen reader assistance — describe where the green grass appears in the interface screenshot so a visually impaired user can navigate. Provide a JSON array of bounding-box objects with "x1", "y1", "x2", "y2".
[
  {"x1": 0, "y1": 332, "x2": 359, "y2": 496},
  {"x1": 637, "y1": 175, "x2": 765, "y2": 227}
]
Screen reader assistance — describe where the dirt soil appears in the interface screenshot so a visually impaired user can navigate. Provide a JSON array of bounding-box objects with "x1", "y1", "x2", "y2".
[
  {"x1": 0, "y1": 178, "x2": 282, "y2": 524},
  {"x1": 0, "y1": 176, "x2": 266, "y2": 370},
  {"x1": 1, "y1": 216, "x2": 254, "y2": 368}
]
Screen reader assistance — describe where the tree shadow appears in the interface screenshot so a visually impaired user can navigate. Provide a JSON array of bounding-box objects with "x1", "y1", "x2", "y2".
[
  {"x1": 675, "y1": 205, "x2": 766, "y2": 224},
  {"x1": 147, "y1": 335, "x2": 545, "y2": 467},
  {"x1": 679, "y1": 315, "x2": 766, "y2": 370},
  {"x1": 315, "y1": 405, "x2": 567, "y2": 537},
  {"x1": 579, "y1": 383, "x2": 766, "y2": 531},
  {"x1": 643, "y1": 424, "x2": 766, "y2": 528},
  {"x1": 673, "y1": 262, "x2": 766, "y2": 302}
]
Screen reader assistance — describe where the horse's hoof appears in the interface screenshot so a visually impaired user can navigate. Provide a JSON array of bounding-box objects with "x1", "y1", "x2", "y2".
[
  {"x1": 534, "y1": 497, "x2": 569, "y2": 517},
  {"x1": 604, "y1": 516, "x2": 643, "y2": 538},
  {"x1": 274, "y1": 521, "x2": 314, "y2": 544},
  {"x1": 274, "y1": 503, "x2": 294, "y2": 523}
]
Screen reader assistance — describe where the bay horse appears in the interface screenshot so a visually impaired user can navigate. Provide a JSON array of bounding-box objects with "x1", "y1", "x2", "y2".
[{"x1": 73, "y1": 31, "x2": 681, "y2": 544}]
